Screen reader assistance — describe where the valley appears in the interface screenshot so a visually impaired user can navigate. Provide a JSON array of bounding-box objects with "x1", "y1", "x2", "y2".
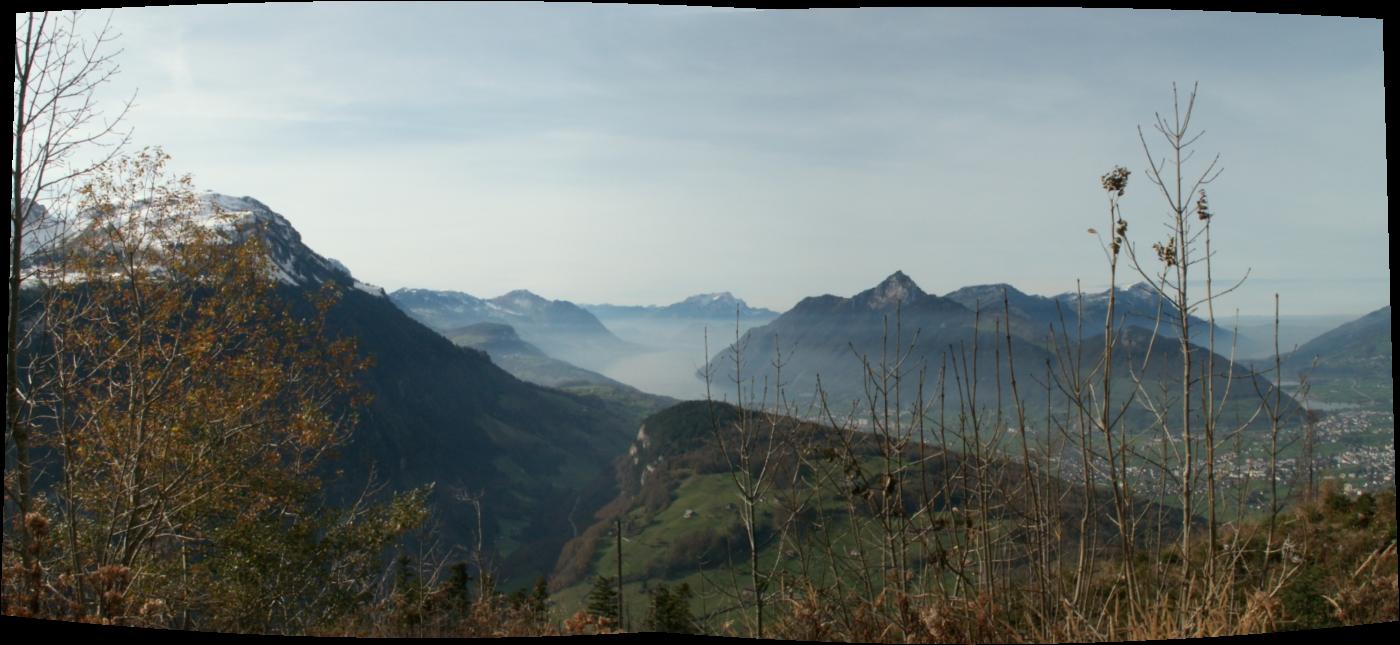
[{"x1": 9, "y1": 8, "x2": 1388, "y2": 638}]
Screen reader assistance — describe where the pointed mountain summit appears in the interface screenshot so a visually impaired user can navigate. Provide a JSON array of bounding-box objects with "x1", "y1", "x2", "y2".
[
  {"x1": 707, "y1": 270, "x2": 992, "y2": 404},
  {"x1": 787, "y1": 270, "x2": 962, "y2": 318},
  {"x1": 855, "y1": 270, "x2": 928, "y2": 310}
]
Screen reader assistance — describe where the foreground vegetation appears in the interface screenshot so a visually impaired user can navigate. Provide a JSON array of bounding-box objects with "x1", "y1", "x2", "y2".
[
  {"x1": 538, "y1": 84, "x2": 1396, "y2": 640},
  {"x1": 6, "y1": 12, "x2": 1392, "y2": 640},
  {"x1": 308, "y1": 483, "x2": 1400, "y2": 638}
]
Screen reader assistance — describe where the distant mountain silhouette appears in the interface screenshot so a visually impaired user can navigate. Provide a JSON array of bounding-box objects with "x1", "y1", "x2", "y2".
[
  {"x1": 390, "y1": 287, "x2": 637, "y2": 372},
  {"x1": 585, "y1": 291, "x2": 779, "y2": 320},
  {"x1": 706, "y1": 271, "x2": 1293, "y2": 431},
  {"x1": 1284, "y1": 305, "x2": 1391, "y2": 381}
]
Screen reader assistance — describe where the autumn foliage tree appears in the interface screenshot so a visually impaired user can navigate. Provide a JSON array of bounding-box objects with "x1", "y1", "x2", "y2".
[{"x1": 1, "y1": 149, "x2": 426, "y2": 632}]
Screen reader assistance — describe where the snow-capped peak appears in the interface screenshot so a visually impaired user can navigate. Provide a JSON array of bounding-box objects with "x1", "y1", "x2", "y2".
[
  {"x1": 200, "y1": 193, "x2": 272, "y2": 217},
  {"x1": 21, "y1": 192, "x2": 385, "y2": 297},
  {"x1": 197, "y1": 192, "x2": 385, "y2": 295},
  {"x1": 681, "y1": 292, "x2": 737, "y2": 306}
]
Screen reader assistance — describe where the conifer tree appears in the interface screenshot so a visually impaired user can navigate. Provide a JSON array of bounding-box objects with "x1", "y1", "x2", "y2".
[
  {"x1": 645, "y1": 582, "x2": 696, "y2": 634},
  {"x1": 585, "y1": 575, "x2": 620, "y2": 624},
  {"x1": 528, "y1": 576, "x2": 550, "y2": 617}
]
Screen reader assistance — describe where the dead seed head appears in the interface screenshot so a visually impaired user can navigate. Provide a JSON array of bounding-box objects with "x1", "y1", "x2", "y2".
[
  {"x1": 1101, "y1": 166, "x2": 1131, "y2": 196},
  {"x1": 1153, "y1": 237, "x2": 1178, "y2": 267},
  {"x1": 1196, "y1": 190, "x2": 1213, "y2": 221}
]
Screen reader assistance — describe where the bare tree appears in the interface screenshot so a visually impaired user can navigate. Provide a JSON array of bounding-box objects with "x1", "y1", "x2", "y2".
[
  {"x1": 1117, "y1": 83, "x2": 1264, "y2": 628},
  {"x1": 9, "y1": 10, "x2": 134, "y2": 611},
  {"x1": 1119, "y1": 83, "x2": 1208, "y2": 574},
  {"x1": 700, "y1": 311, "x2": 810, "y2": 638}
]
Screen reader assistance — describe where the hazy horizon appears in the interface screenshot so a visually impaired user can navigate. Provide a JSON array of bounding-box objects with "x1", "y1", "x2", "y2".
[
  {"x1": 82, "y1": 5, "x2": 1386, "y2": 317},
  {"x1": 383, "y1": 271, "x2": 1388, "y2": 322}
]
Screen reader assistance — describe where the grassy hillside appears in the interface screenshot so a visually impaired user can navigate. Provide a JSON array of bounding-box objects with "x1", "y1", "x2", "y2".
[{"x1": 547, "y1": 400, "x2": 1187, "y2": 626}]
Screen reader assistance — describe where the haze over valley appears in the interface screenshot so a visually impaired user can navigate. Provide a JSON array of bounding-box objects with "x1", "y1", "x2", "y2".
[{"x1": 9, "y1": 6, "x2": 1388, "y2": 639}]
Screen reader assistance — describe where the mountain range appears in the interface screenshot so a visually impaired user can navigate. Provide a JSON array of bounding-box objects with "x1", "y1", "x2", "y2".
[
  {"x1": 26, "y1": 192, "x2": 1374, "y2": 596},
  {"x1": 71, "y1": 194, "x2": 662, "y2": 587},
  {"x1": 389, "y1": 287, "x2": 636, "y2": 372},
  {"x1": 705, "y1": 270, "x2": 1294, "y2": 431},
  {"x1": 943, "y1": 280, "x2": 1240, "y2": 350},
  {"x1": 584, "y1": 292, "x2": 779, "y2": 320}
]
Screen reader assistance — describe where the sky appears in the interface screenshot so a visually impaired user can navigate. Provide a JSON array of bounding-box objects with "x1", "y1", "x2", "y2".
[{"x1": 74, "y1": 5, "x2": 1387, "y2": 316}]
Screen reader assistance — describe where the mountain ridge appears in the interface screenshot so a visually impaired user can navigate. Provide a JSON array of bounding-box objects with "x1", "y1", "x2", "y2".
[
  {"x1": 706, "y1": 271, "x2": 1293, "y2": 430},
  {"x1": 390, "y1": 286, "x2": 636, "y2": 371},
  {"x1": 31, "y1": 192, "x2": 656, "y2": 588},
  {"x1": 584, "y1": 292, "x2": 780, "y2": 320},
  {"x1": 1280, "y1": 305, "x2": 1391, "y2": 408}
]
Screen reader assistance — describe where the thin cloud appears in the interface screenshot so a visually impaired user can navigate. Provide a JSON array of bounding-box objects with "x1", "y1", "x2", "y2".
[{"x1": 90, "y1": 6, "x2": 1385, "y2": 316}]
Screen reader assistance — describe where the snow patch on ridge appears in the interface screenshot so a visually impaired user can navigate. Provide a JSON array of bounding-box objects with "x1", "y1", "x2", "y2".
[
  {"x1": 196, "y1": 192, "x2": 386, "y2": 297},
  {"x1": 354, "y1": 280, "x2": 387, "y2": 297}
]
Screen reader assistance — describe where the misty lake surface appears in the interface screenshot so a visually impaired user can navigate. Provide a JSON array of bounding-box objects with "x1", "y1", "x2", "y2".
[
  {"x1": 1291, "y1": 399, "x2": 1362, "y2": 411},
  {"x1": 593, "y1": 317, "x2": 775, "y2": 401},
  {"x1": 599, "y1": 347, "x2": 712, "y2": 401}
]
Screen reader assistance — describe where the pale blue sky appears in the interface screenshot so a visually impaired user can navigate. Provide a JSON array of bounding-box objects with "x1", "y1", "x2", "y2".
[{"x1": 89, "y1": 5, "x2": 1386, "y2": 316}]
